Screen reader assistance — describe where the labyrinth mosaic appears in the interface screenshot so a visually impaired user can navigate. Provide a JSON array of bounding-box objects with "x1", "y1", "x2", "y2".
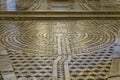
[{"x1": 0, "y1": 20, "x2": 120, "y2": 80}]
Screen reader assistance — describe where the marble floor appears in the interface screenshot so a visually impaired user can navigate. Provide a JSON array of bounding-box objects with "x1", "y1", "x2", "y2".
[
  {"x1": 0, "y1": 20, "x2": 120, "y2": 80},
  {"x1": 0, "y1": 0, "x2": 120, "y2": 11},
  {"x1": 0, "y1": 1, "x2": 120, "y2": 80}
]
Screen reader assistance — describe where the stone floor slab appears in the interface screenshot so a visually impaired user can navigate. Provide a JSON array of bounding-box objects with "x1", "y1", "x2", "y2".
[
  {"x1": 1, "y1": 72, "x2": 17, "y2": 80},
  {"x1": 0, "y1": 49, "x2": 8, "y2": 56}
]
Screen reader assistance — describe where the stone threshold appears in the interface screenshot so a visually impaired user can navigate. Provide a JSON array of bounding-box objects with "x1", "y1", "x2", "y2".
[{"x1": 0, "y1": 11, "x2": 120, "y2": 20}]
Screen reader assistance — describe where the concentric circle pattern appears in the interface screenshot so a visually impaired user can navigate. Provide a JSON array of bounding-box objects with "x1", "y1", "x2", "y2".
[
  {"x1": 0, "y1": 20, "x2": 119, "y2": 56},
  {"x1": 0, "y1": 20, "x2": 120, "y2": 80}
]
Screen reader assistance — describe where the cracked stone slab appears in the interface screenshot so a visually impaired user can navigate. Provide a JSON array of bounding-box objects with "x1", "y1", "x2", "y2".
[{"x1": 1, "y1": 72, "x2": 17, "y2": 80}]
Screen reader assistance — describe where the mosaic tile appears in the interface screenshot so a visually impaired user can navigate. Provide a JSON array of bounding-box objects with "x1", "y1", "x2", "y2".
[{"x1": 0, "y1": 20, "x2": 120, "y2": 80}]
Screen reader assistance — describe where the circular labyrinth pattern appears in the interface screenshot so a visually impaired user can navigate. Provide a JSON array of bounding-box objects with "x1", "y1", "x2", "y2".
[
  {"x1": 0, "y1": 20, "x2": 119, "y2": 56},
  {"x1": 0, "y1": 22, "x2": 55, "y2": 56}
]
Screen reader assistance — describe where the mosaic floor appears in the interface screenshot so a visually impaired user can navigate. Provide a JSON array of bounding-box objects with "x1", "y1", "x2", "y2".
[
  {"x1": 0, "y1": 20, "x2": 120, "y2": 80},
  {"x1": 0, "y1": 0, "x2": 120, "y2": 11}
]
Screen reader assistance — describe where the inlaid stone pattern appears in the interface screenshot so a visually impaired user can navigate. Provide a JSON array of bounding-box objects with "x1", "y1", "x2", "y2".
[
  {"x1": 7, "y1": 50, "x2": 57, "y2": 80},
  {"x1": 0, "y1": 20, "x2": 119, "y2": 55},
  {"x1": 69, "y1": 47, "x2": 113, "y2": 80},
  {"x1": 0, "y1": 20, "x2": 120, "y2": 80},
  {"x1": 5, "y1": 44, "x2": 114, "y2": 80}
]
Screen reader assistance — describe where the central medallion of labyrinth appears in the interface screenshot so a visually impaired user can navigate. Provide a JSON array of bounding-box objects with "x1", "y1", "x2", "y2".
[{"x1": 0, "y1": 20, "x2": 119, "y2": 56}]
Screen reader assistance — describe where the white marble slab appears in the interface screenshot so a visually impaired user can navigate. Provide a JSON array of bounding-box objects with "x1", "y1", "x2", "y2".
[
  {"x1": 114, "y1": 46, "x2": 120, "y2": 52},
  {"x1": 113, "y1": 46, "x2": 120, "y2": 58}
]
